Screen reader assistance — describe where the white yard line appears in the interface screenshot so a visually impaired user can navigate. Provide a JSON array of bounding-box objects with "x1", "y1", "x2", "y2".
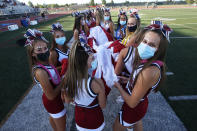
[
  {"x1": 169, "y1": 22, "x2": 197, "y2": 31},
  {"x1": 185, "y1": 23, "x2": 197, "y2": 25},
  {"x1": 142, "y1": 17, "x2": 197, "y2": 21},
  {"x1": 171, "y1": 36, "x2": 197, "y2": 39},
  {"x1": 169, "y1": 95, "x2": 197, "y2": 101},
  {"x1": 166, "y1": 72, "x2": 174, "y2": 76}
]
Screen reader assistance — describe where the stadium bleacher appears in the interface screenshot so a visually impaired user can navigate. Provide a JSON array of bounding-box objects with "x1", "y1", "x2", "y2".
[{"x1": 0, "y1": 0, "x2": 39, "y2": 16}]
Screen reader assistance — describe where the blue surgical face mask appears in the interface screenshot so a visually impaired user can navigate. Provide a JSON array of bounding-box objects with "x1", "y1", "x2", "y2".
[
  {"x1": 55, "y1": 37, "x2": 66, "y2": 45},
  {"x1": 137, "y1": 42, "x2": 156, "y2": 60},
  {"x1": 120, "y1": 20, "x2": 126, "y2": 26},
  {"x1": 91, "y1": 59, "x2": 98, "y2": 71},
  {"x1": 104, "y1": 16, "x2": 110, "y2": 21}
]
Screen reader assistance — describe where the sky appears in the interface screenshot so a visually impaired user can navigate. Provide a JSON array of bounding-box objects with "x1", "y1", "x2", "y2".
[{"x1": 18, "y1": 0, "x2": 167, "y2": 5}]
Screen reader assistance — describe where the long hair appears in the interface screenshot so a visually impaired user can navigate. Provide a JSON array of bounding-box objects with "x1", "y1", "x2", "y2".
[
  {"x1": 130, "y1": 29, "x2": 168, "y2": 92},
  {"x1": 61, "y1": 40, "x2": 89, "y2": 98},
  {"x1": 125, "y1": 15, "x2": 141, "y2": 37},
  {"x1": 96, "y1": 9, "x2": 104, "y2": 24},
  {"x1": 117, "y1": 14, "x2": 128, "y2": 29},
  {"x1": 50, "y1": 29, "x2": 69, "y2": 51},
  {"x1": 73, "y1": 16, "x2": 83, "y2": 32}
]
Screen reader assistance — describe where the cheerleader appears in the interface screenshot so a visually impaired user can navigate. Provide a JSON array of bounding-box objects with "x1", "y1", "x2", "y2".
[
  {"x1": 61, "y1": 41, "x2": 106, "y2": 131},
  {"x1": 49, "y1": 22, "x2": 69, "y2": 76},
  {"x1": 73, "y1": 15, "x2": 89, "y2": 43},
  {"x1": 122, "y1": 9, "x2": 141, "y2": 47},
  {"x1": 94, "y1": 8, "x2": 114, "y2": 42},
  {"x1": 102, "y1": 8, "x2": 114, "y2": 38},
  {"x1": 114, "y1": 10, "x2": 141, "y2": 77},
  {"x1": 114, "y1": 10, "x2": 128, "y2": 40},
  {"x1": 113, "y1": 23, "x2": 172, "y2": 131},
  {"x1": 25, "y1": 29, "x2": 66, "y2": 131}
]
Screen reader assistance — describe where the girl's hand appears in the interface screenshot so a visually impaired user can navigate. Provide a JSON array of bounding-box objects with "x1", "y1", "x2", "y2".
[
  {"x1": 61, "y1": 88, "x2": 73, "y2": 104},
  {"x1": 118, "y1": 76, "x2": 129, "y2": 84},
  {"x1": 61, "y1": 89, "x2": 66, "y2": 102}
]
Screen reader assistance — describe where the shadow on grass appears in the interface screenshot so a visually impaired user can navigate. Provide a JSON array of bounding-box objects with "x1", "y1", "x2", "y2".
[{"x1": 138, "y1": 24, "x2": 197, "y2": 131}]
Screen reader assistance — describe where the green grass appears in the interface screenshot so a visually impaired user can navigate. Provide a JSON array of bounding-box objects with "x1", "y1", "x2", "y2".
[
  {"x1": 139, "y1": 8, "x2": 197, "y2": 131},
  {"x1": 0, "y1": 7, "x2": 197, "y2": 131}
]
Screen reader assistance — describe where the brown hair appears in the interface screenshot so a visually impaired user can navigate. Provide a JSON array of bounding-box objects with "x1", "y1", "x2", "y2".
[
  {"x1": 130, "y1": 29, "x2": 168, "y2": 92},
  {"x1": 126, "y1": 15, "x2": 141, "y2": 37},
  {"x1": 96, "y1": 9, "x2": 104, "y2": 24},
  {"x1": 61, "y1": 40, "x2": 89, "y2": 98},
  {"x1": 73, "y1": 16, "x2": 84, "y2": 32}
]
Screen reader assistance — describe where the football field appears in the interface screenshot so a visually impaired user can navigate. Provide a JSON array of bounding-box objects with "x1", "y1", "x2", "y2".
[{"x1": 0, "y1": 6, "x2": 197, "y2": 131}]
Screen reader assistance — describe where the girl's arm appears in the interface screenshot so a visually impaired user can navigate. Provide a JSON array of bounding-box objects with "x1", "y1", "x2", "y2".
[
  {"x1": 114, "y1": 66, "x2": 160, "y2": 108},
  {"x1": 61, "y1": 89, "x2": 73, "y2": 104},
  {"x1": 115, "y1": 48, "x2": 128, "y2": 75},
  {"x1": 73, "y1": 29, "x2": 79, "y2": 41},
  {"x1": 91, "y1": 78, "x2": 106, "y2": 109},
  {"x1": 49, "y1": 50, "x2": 62, "y2": 72},
  {"x1": 35, "y1": 69, "x2": 62, "y2": 100},
  {"x1": 49, "y1": 50, "x2": 58, "y2": 67}
]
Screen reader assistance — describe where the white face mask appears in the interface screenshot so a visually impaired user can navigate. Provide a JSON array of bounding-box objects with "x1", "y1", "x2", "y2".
[{"x1": 137, "y1": 42, "x2": 156, "y2": 60}]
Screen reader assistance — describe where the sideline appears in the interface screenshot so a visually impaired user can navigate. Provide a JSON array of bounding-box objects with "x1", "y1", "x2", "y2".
[
  {"x1": 0, "y1": 85, "x2": 187, "y2": 131},
  {"x1": 0, "y1": 84, "x2": 34, "y2": 128},
  {"x1": 169, "y1": 95, "x2": 197, "y2": 101}
]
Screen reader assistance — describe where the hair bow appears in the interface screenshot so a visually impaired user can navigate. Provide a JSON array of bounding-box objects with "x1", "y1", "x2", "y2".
[
  {"x1": 145, "y1": 20, "x2": 173, "y2": 42},
  {"x1": 51, "y1": 22, "x2": 64, "y2": 34},
  {"x1": 72, "y1": 11, "x2": 80, "y2": 17},
  {"x1": 130, "y1": 8, "x2": 140, "y2": 20},
  {"x1": 119, "y1": 10, "x2": 126, "y2": 17},
  {"x1": 24, "y1": 29, "x2": 48, "y2": 47},
  {"x1": 104, "y1": 8, "x2": 110, "y2": 13}
]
